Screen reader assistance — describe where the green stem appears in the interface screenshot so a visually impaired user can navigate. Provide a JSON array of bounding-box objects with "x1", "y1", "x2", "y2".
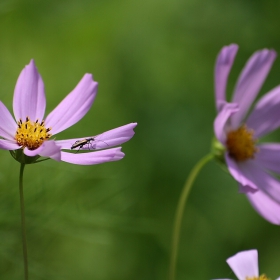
[
  {"x1": 169, "y1": 153, "x2": 214, "y2": 280},
  {"x1": 19, "y1": 163, "x2": 28, "y2": 280}
]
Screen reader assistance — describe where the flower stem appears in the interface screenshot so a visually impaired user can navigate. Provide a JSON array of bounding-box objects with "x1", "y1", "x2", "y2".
[
  {"x1": 19, "y1": 163, "x2": 28, "y2": 280},
  {"x1": 169, "y1": 153, "x2": 214, "y2": 280}
]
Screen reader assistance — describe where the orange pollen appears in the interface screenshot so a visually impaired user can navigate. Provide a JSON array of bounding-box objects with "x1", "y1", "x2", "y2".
[
  {"x1": 246, "y1": 274, "x2": 270, "y2": 280},
  {"x1": 15, "y1": 117, "x2": 52, "y2": 150},
  {"x1": 226, "y1": 125, "x2": 258, "y2": 162}
]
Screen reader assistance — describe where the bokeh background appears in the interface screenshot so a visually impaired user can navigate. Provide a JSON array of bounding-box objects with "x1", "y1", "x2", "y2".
[{"x1": 0, "y1": 0, "x2": 280, "y2": 279}]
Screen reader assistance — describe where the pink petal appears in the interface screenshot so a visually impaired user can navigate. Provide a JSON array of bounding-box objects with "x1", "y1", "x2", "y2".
[
  {"x1": 55, "y1": 123, "x2": 137, "y2": 150},
  {"x1": 231, "y1": 157, "x2": 280, "y2": 205},
  {"x1": 247, "y1": 188, "x2": 280, "y2": 225},
  {"x1": 0, "y1": 101, "x2": 17, "y2": 140},
  {"x1": 45, "y1": 74, "x2": 98, "y2": 135},
  {"x1": 0, "y1": 139, "x2": 20, "y2": 150},
  {"x1": 215, "y1": 44, "x2": 238, "y2": 112},
  {"x1": 24, "y1": 140, "x2": 61, "y2": 161},
  {"x1": 226, "y1": 250, "x2": 259, "y2": 280},
  {"x1": 225, "y1": 154, "x2": 258, "y2": 193},
  {"x1": 254, "y1": 144, "x2": 280, "y2": 174},
  {"x1": 61, "y1": 147, "x2": 124, "y2": 165},
  {"x1": 246, "y1": 85, "x2": 280, "y2": 137},
  {"x1": 13, "y1": 59, "x2": 46, "y2": 122},
  {"x1": 214, "y1": 102, "x2": 239, "y2": 144},
  {"x1": 231, "y1": 49, "x2": 276, "y2": 128}
]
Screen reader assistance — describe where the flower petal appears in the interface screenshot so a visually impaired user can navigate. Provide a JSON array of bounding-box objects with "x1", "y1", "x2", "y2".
[
  {"x1": 254, "y1": 144, "x2": 280, "y2": 174},
  {"x1": 13, "y1": 59, "x2": 46, "y2": 122},
  {"x1": 45, "y1": 74, "x2": 98, "y2": 135},
  {"x1": 215, "y1": 44, "x2": 238, "y2": 112},
  {"x1": 55, "y1": 123, "x2": 137, "y2": 150},
  {"x1": 226, "y1": 249, "x2": 259, "y2": 280},
  {"x1": 247, "y1": 188, "x2": 280, "y2": 225},
  {"x1": 232, "y1": 158, "x2": 280, "y2": 204},
  {"x1": 214, "y1": 102, "x2": 239, "y2": 144},
  {"x1": 231, "y1": 49, "x2": 276, "y2": 128},
  {"x1": 225, "y1": 154, "x2": 258, "y2": 193},
  {"x1": 23, "y1": 140, "x2": 61, "y2": 161},
  {"x1": 0, "y1": 139, "x2": 20, "y2": 150},
  {"x1": 246, "y1": 85, "x2": 280, "y2": 137},
  {"x1": 0, "y1": 101, "x2": 17, "y2": 140},
  {"x1": 61, "y1": 147, "x2": 124, "y2": 165}
]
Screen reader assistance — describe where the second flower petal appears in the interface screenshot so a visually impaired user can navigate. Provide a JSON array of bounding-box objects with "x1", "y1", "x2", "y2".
[
  {"x1": 225, "y1": 154, "x2": 259, "y2": 193},
  {"x1": 247, "y1": 188, "x2": 280, "y2": 225},
  {"x1": 231, "y1": 49, "x2": 276, "y2": 128},
  {"x1": 215, "y1": 44, "x2": 238, "y2": 112},
  {"x1": 214, "y1": 102, "x2": 239, "y2": 144},
  {"x1": 246, "y1": 85, "x2": 280, "y2": 137}
]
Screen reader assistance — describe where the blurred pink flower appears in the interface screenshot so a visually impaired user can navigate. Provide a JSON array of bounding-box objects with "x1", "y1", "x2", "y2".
[
  {"x1": 213, "y1": 249, "x2": 280, "y2": 280},
  {"x1": 214, "y1": 44, "x2": 280, "y2": 224},
  {"x1": 0, "y1": 60, "x2": 137, "y2": 165}
]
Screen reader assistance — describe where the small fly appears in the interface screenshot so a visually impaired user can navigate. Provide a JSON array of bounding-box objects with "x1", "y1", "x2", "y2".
[
  {"x1": 71, "y1": 137, "x2": 108, "y2": 151},
  {"x1": 71, "y1": 137, "x2": 96, "y2": 151}
]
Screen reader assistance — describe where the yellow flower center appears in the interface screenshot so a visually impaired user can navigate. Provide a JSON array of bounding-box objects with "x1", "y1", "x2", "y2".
[
  {"x1": 226, "y1": 125, "x2": 258, "y2": 161},
  {"x1": 15, "y1": 117, "x2": 52, "y2": 150},
  {"x1": 246, "y1": 274, "x2": 270, "y2": 280}
]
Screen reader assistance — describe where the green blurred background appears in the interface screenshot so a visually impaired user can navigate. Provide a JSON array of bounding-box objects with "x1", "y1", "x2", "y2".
[{"x1": 0, "y1": 0, "x2": 280, "y2": 279}]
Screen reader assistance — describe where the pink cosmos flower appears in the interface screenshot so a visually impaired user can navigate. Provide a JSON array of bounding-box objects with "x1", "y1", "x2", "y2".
[
  {"x1": 213, "y1": 249, "x2": 280, "y2": 280},
  {"x1": 214, "y1": 44, "x2": 280, "y2": 224},
  {"x1": 0, "y1": 60, "x2": 137, "y2": 164}
]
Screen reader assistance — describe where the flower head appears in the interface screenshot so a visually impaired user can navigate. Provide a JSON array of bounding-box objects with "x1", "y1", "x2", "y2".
[
  {"x1": 213, "y1": 249, "x2": 280, "y2": 280},
  {"x1": 214, "y1": 44, "x2": 280, "y2": 224},
  {"x1": 0, "y1": 60, "x2": 137, "y2": 165}
]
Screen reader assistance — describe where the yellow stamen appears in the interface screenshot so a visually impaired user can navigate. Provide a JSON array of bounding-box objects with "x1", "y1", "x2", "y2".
[
  {"x1": 246, "y1": 274, "x2": 271, "y2": 280},
  {"x1": 15, "y1": 117, "x2": 52, "y2": 150},
  {"x1": 226, "y1": 125, "x2": 258, "y2": 161}
]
